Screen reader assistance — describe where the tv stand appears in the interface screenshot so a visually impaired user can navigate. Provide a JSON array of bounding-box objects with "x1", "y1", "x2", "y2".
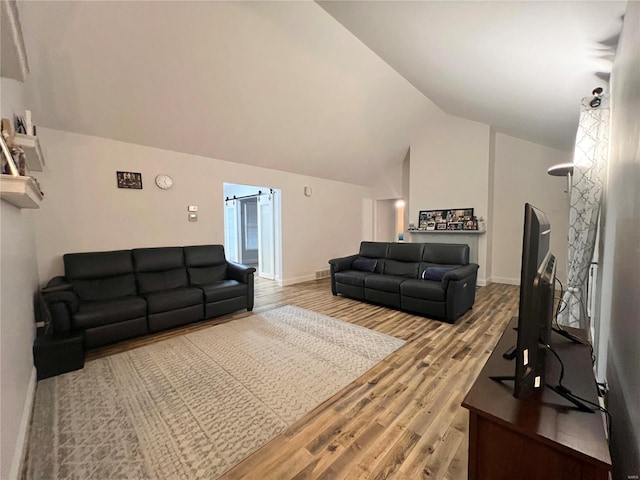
[
  {"x1": 462, "y1": 317, "x2": 611, "y2": 480},
  {"x1": 552, "y1": 325, "x2": 588, "y2": 345},
  {"x1": 488, "y1": 375, "x2": 595, "y2": 413}
]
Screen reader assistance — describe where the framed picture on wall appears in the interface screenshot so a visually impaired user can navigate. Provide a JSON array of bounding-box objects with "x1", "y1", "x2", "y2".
[
  {"x1": 419, "y1": 208, "x2": 477, "y2": 231},
  {"x1": 116, "y1": 171, "x2": 143, "y2": 189}
]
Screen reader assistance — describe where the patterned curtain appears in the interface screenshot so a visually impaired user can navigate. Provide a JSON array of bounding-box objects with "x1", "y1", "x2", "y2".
[{"x1": 558, "y1": 96, "x2": 610, "y2": 328}]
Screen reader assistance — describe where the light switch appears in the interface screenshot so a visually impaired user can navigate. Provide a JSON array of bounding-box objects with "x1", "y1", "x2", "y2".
[{"x1": 188, "y1": 213, "x2": 198, "y2": 222}]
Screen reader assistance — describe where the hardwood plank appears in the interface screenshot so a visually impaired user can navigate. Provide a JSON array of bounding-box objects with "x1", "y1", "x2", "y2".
[{"x1": 89, "y1": 277, "x2": 520, "y2": 479}]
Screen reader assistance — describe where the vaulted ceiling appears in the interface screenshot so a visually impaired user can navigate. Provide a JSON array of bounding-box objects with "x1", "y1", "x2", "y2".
[
  {"x1": 16, "y1": 1, "x2": 626, "y2": 186},
  {"x1": 318, "y1": 1, "x2": 626, "y2": 151}
]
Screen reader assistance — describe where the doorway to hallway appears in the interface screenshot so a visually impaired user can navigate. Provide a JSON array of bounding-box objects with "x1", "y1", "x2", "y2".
[{"x1": 223, "y1": 183, "x2": 281, "y2": 281}]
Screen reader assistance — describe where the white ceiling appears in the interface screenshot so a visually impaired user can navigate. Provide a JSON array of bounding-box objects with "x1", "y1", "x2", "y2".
[
  {"x1": 17, "y1": 1, "x2": 439, "y2": 188},
  {"x1": 318, "y1": 1, "x2": 626, "y2": 151},
  {"x1": 16, "y1": 1, "x2": 626, "y2": 186}
]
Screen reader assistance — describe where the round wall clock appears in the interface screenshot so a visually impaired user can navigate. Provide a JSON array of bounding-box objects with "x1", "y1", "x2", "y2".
[{"x1": 155, "y1": 174, "x2": 173, "y2": 190}]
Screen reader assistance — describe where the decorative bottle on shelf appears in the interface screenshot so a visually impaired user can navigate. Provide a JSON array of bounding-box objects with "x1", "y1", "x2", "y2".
[{"x1": 478, "y1": 216, "x2": 486, "y2": 232}]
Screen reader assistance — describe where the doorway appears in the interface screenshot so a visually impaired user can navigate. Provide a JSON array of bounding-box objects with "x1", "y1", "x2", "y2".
[
  {"x1": 375, "y1": 198, "x2": 405, "y2": 242},
  {"x1": 223, "y1": 183, "x2": 281, "y2": 281},
  {"x1": 239, "y1": 197, "x2": 258, "y2": 266}
]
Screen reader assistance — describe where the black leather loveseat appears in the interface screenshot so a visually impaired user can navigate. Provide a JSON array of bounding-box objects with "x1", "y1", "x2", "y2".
[
  {"x1": 329, "y1": 242, "x2": 478, "y2": 323},
  {"x1": 41, "y1": 245, "x2": 255, "y2": 349}
]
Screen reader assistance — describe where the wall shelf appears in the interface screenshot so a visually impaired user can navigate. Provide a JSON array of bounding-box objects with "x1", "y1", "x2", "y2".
[
  {"x1": 13, "y1": 133, "x2": 45, "y2": 171},
  {"x1": 0, "y1": 175, "x2": 43, "y2": 209},
  {"x1": 408, "y1": 229, "x2": 485, "y2": 234}
]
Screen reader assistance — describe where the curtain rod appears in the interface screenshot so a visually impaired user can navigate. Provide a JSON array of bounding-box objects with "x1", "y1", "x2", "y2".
[{"x1": 224, "y1": 188, "x2": 275, "y2": 203}]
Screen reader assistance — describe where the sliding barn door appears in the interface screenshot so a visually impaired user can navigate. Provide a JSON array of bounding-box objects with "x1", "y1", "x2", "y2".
[
  {"x1": 257, "y1": 193, "x2": 275, "y2": 279},
  {"x1": 224, "y1": 200, "x2": 239, "y2": 263}
]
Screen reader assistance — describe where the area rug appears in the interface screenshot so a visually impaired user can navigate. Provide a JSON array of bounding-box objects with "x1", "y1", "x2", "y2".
[{"x1": 24, "y1": 305, "x2": 405, "y2": 479}]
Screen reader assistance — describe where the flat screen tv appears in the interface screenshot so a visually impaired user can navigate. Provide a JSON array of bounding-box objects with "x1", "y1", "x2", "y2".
[
  {"x1": 491, "y1": 203, "x2": 594, "y2": 411},
  {"x1": 514, "y1": 202, "x2": 556, "y2": 399}
]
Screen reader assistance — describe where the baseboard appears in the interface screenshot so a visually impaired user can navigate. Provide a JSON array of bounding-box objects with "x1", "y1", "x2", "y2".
[
  {"x1": 9, "y1": 366, "x2": 37, "y2": 480},
  {"x1": 280, "y1": 274, "x2": 317, "y2": 286},
  {"x1": 491, "y1": 276, "x2": 520, "y2": 286}
]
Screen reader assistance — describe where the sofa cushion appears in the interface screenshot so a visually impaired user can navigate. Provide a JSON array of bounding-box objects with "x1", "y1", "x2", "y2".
[
  {"x1": 64, "y1": 250, "x2": 134, "y2": 280},
  {"x1": 364, "y1": 274, "x2": 405, "y2": 293},
  {"x1": 335, "y1": 270, "x2": 372, "y2": 287},
  {"x1": 198, "y1": 280, "x2": 247, "y2": 303},
  {"x1": 74, "y1": 274, "x2": 138, "y2": 303},
  {"x1": 73, "y1": 296, "x2": 147, "y2": 330},
  {"x1": 359, "y1": 242, "x2": 389, "y2": 258},
  {"x1": 184, "y1": 245, "x2": 228, "y2": 284},
  {"x1": 188, "y1": 265, "x2": 228, "y2": 285},
  {"x1": 400, "y1": 279, "x2": 446, "y2": 302},
  {"x1": 64, "y1": 250, "x2": 137, "y2": 301},
  {"x1": 419, "y1": 263, "x2": 462, "y2": 278},
  {"x1": 133, "y1": 247, "x2": 188, "y2": 293},
  {"x1": 137, "y1": 269, "x2": 189, "y2": 294},
  {"x1": 423, "y1": 266, "x2": 456, "y2": 281},
  {"x1": 384, "y1": 260, "x2": 419, "y2": 278},
  {"x1": 352, "y1": 257, "x2": 377, "y2": 272},
  {"x1": 387, "y1": 243, "x2": 423, "y2": 262},
  {"x1": 422, "y1": 244, "x2": 469, "y2": 265},
  {"x1": 142, "y1": 287, "x2": 203, "y2": 314},
  {"x1": 133, "y1": 247, "x2": 185, "y2": 271},
  {"x1": 184, "y1": 244, "x2": 226, "y2": 266}
]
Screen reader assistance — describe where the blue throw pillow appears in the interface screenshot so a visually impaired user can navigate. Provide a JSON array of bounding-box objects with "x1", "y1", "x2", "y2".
[
  {"x1": 352, "y1": 257, "x2": 377, "y2": 272},
  {"x1": 422, "y1": 266, "x2": 455, "y2": 281}
]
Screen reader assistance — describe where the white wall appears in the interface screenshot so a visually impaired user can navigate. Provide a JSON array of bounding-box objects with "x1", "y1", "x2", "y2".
[
  {"x1": 491, "y1": 133, "x2": 571, "y2": 285},
  {"x1": 485, "y1": 129, "x2": 496, "y2": 281},
  {"x1": 598, "y1": 2, "x2": 640, "y2": 477},
  {"x1": 361, "y1": 198, "x2": 374, "y2": 241},
  {"x1": 374, "y1": 199, "x2": 396, "y2": 242},
  {"x1": 33, "y1": 128, "x2": 370, "y2": 286},
  {"x1": 409, "y1": 113, "x2": 491, "y2": 283},
  {"x1": 18, "y1": 1, "x2": 441, "y2": 188},
  {"x1": 0, "y1": 77, "x2": 39, "y2": 480}
]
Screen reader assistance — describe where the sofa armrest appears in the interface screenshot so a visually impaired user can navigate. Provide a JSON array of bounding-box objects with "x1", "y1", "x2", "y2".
[
  {"x1": 41, "y1": 278, "x2": 79, "y2": 333},
  {"x1": 42, "y1": 276, "x2": 74, "y2": 294},
  {"x1": 328, "y1": 254, "x2": 358, "y2": 295},
  {"x1": 441, "y1": 264, "x2": 479, "y2": 288},
  {"x1": 443, "y1": 264, "x2": 479, "y2": 322},
  {"x1": 328, "y1": 254, "x2": 358, "y2": 273},
  {"x1": 227, "y1": 261, "x2": 257, "y2": 284},
  {"x1": 226, "y1": 261, "x2": 256, "y2": 311}
]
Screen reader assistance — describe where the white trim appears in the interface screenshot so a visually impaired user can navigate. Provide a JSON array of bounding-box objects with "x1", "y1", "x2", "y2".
[
  {"x1": 9, "y1": 367, "x2": 37, "y2": 480},
  {"x1": 280, "y1": 274, "x2": 317, "y2": 286}
]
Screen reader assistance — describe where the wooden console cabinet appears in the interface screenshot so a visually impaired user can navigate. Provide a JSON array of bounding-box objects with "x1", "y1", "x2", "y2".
[{"x1": 462, "y1": 317, "x2": 611, "y2": 480}]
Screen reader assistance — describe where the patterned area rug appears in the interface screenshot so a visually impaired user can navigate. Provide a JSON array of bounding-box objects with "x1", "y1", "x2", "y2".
[{"x1": 25, "y1": 305, "x2": 405, "y2": 479}]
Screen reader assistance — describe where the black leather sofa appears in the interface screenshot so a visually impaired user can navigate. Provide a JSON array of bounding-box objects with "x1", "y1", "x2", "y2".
[
  {"x1": 41, "y1": 245, "x2": 255, "y2": 349},
  {"x1": 329, "y1": 242, "x2": 478, "y2": 323}
]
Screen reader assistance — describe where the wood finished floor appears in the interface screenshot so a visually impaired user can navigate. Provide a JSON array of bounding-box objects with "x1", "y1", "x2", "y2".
[{"x1": 89, "y1": 278, "x2": 520, "y2": 480}]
